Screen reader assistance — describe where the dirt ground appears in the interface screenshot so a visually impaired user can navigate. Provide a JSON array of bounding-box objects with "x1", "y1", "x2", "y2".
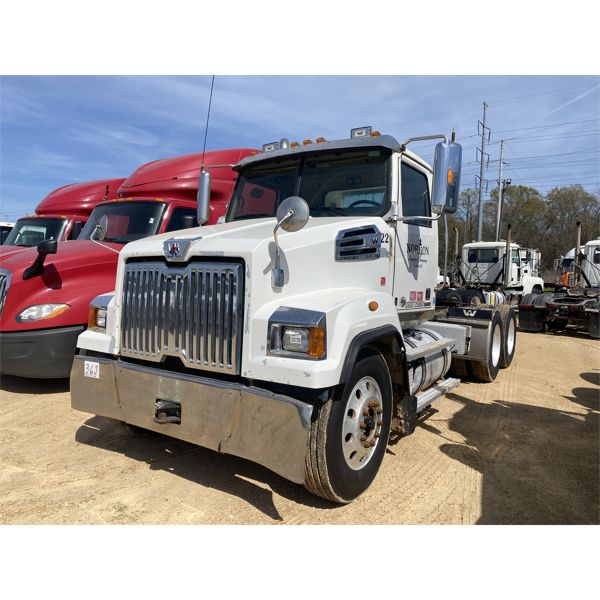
[{"x1": 1, "y1": 330, "x2": 598, "y2": 525}]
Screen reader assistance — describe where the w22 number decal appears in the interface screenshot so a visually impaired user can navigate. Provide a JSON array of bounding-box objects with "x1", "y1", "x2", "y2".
[{"x1": 372, "y1": 232, "x2": 390, "y2": 244}]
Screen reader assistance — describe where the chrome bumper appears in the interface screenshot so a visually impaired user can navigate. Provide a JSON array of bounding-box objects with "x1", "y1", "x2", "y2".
[{"x1": 70, "y1": 355, "x2": 313, "y2": 484}]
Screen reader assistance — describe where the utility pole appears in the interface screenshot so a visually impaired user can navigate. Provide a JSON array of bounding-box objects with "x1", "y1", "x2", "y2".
[
  {"x1": 495, "y1": 140, "x2": 504, "y2": 241},
  {"x1": 476, "y1": 101, "x2": 490, "y2": 241}
]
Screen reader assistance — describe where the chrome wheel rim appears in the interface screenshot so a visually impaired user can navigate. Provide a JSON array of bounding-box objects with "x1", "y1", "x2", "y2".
[
  {"x1": 491, "y1": 323, "x2": 502, "y2": 366},
  {"x1": 506, "y1": 317, "x2": 516, "y2": 356},
  {"x1": 341, "y1": 376, "x2": 383, "y2": 471}
]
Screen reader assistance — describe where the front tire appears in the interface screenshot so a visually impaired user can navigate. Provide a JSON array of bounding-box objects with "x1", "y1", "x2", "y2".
[{"x1": 304, "y1": 353, "x2": 392, "y2": 503}]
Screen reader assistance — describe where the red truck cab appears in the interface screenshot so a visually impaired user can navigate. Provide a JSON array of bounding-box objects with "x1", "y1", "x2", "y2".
[
  {"x1": 1, "y1": 178, "x2": 126, "y2": 257},
  {"x1": 0, "y1": 148, "x2": 255, "y2": 378}
]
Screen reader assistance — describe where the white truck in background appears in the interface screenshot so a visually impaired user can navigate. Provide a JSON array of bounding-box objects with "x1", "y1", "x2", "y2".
[
  {"x1": 519, "y1": 224, "x2": 600, "y2": 338},
  {"x1": 71, "y1": 128, "x2": 516, "y2": 503}
]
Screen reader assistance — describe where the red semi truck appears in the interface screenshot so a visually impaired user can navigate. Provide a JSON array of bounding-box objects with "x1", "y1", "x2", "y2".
[
  {"x1": 1, "y1": 178, "x2": 126, "y2": 257},
  {"x1": 0, "y1": 148, "x2": 255, "y2": 378}
]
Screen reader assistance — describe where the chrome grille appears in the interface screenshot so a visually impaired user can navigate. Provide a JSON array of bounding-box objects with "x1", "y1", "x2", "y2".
[
  {"x1": 120, "y1": 261, "x2": 244, "y2": 374},
  {"x1": 0, "y1": 269, "x2": 10, "y2": 317}
]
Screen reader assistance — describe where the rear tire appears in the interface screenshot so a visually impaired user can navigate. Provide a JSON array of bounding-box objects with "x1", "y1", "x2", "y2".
[
  {"x1": 457, "y1": 288, "x2": 485, "y2": 306},
  {"x1": 498, "y1": 305, "x2": 517, "y2": 368},
  {"x1": 304, "y1": 353, "x2": 392, "y2": 503},
  {"x1": 470, "y1": 311, "x2": 503, "y2": 382}
]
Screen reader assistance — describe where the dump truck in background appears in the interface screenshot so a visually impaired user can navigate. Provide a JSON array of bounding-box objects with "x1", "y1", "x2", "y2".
[
  {"x1": 0, "y1": 148, "x2": 255, "y2": 378},
  {"x1": 71, "y1": 127, "x2": 518, "y2": 503},
  {"x1": 1, "y1": 178, "x2": 126, "y2": 256}
]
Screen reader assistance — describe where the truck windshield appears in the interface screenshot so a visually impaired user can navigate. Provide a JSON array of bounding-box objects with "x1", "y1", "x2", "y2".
[
  {"x1": 79, "y1": 201, "x2": 166, "y2": 244},
  {"x1": 3, "y1": 217, "x2": 67, "y2": 246},
  {"x1": 227, "y1": 149, "x2": 390, "y2": 221}
]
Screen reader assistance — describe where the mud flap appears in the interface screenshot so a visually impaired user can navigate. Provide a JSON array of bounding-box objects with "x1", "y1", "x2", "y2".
[
  {"x1": 587, "y1": 310, "x2": 600, "y2": 339},
  {"x1": 398, "y1": 394, "x2": 417, "y2": 435},
  {"x1": 518, "y1": 307, "x2": 545, "y2": 332}
]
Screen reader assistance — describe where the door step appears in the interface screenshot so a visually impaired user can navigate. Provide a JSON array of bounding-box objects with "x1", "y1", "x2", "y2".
[{"x1": 416, "y1": 377, "x2": 461, "y2": 413}]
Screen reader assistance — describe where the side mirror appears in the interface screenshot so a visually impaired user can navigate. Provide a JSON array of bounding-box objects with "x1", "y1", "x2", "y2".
[
  {"x1": 432, "y1": 140, "x2": 462, "y2": 214},
  {"x1": 197, "y1": 169, "x2": 211, "y2": 225},
  {"x1": 92, "y1": 215, "x2": 109, "y2": 241},
  {"x1": 23, "y1": 239, "x2": 58, "y2": 280},
  {"x1": 71, "y1": 220, "x2": 83, "y2": 239}
]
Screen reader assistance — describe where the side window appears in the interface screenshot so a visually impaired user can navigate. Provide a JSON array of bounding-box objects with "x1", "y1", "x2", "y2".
[
  {"x1": 401, "y1": 163, "x2": 431, "y2": 227},
  {"x1": 593, "y1": 247, "x2": 600, "y2": 264},
  {"x1": 165, "y1": 207, "x2": 197, "y2": 232}
]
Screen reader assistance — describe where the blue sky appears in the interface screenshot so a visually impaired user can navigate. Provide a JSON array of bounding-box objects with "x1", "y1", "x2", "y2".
[{"x1": 1, "y1": 75, "x2": 599, "y2": 220}]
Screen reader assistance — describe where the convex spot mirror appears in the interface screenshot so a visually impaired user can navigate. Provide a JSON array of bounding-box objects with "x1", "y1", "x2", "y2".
[
  {"x1": 432, "y1": 141, "x2": 462, "y2": 214},
  {"x1": 276, "y1": 196, "x2": 310, "y2": 232}
]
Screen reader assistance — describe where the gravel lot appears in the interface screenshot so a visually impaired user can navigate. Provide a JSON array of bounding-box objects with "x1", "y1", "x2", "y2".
[{"x1": 1, "y1": 330, "x2": 598, "y2": 525}]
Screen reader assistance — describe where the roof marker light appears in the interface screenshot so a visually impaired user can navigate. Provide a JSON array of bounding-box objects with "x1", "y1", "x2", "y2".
[
  {"x1": 351, "y1": 126, "x2": 372, "y2": 138},
  {"x1": 290, "y1": 141, "x2": 299, "y2": 148},
  {"x1": 370, "y1": 131, "x2": 381, "y2": 137},
  {"x1": 303, "y1": 139, "x2": 313, "y2": 145},
  {"x1": 316, "y1": 137, "x2": 326, "y2": 143}
]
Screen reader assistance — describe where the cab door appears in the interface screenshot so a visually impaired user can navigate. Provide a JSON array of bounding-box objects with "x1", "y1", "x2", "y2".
[{"x1": 392, "y1": 157, "x2": 437, "y2": 316}]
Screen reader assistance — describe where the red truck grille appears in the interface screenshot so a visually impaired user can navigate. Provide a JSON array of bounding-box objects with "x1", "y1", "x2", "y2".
[{"x1": 120, "y1": 261, "x2": 244, "y2": 375}]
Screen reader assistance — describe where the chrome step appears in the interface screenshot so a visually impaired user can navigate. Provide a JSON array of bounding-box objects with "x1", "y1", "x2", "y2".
[{"x1": 416, "y1": 377, "x2": 461, "y2": 413}]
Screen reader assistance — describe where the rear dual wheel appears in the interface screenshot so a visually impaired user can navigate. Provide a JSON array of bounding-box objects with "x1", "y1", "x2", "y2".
[
  {"x1": 498, "y1": 305, "x2": 517, "y2": 368},
  {"x1": 304, "y1": 353, "x2": 392, "y2": 503},
  {"x1": 470, "y1": 311, "x2": 503, "y2": 382}
]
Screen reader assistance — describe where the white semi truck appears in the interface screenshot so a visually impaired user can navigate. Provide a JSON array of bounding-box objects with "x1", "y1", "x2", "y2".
[
  {"x1": 70, "y1": 128, "x2": 515, "y2": 503},
  {"x1": 519, "y1": 230, "x2": 600, "y2": 338},
  {"x1": 454, "y1": 238, "x2": 544, "y2": 303}
]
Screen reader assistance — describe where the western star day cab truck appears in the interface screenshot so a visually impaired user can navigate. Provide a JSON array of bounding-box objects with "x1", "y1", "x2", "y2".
[
  {"x1": 71, "y1": 128, "x2": 517, "y2": 503},
  {"x1": 1, "y1": 178, "x2": 126, "y2": 257},
  {"x1": 0, "y1": 148, "x2": 254, "y2": 378}
]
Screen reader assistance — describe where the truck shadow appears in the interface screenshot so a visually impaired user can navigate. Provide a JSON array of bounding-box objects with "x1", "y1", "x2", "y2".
[
  {"x1": 75, "y1": 416, "x2": 336, "y2": 522},
  {"x1": 0, "y1": 374, "x2": 69, "y2": 395},
  {"x1": 427, "y1": 376, "x2": 599, "y2": 524}
]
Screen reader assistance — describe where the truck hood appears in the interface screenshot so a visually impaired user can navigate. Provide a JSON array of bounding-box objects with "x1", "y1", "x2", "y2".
[
  {"x1": 0, "y1": 240, "x2": 121, "y2": 274},
  {"x1": 0, "y1": 245, "x2": 30, "y2": 260},
  {"x1": 0, "y1": 240, "x2": 123, "y2": 332},
  {"x1": 117, "y1": 216, "x2": 392, "y2": 317}
]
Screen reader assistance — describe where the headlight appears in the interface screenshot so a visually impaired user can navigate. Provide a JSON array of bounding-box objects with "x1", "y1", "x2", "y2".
[
  {"x1": 87, "y1": 293, "x2": 114, "y2": 331},
  {"x1": 268, "y1": 307, "x2": 326, "y2": 359},
  {"x1": 16, "y1": 304, "x2": 70, "y2": 322}
]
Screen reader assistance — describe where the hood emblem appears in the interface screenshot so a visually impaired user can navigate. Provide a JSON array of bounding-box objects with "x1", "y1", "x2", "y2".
[{"x1": 163, "y1": 237, "x2": 201, "y2": 262}]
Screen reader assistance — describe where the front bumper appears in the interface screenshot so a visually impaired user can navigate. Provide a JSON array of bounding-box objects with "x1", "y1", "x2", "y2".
[
  {"x1": 0, "y1": 325, "x2": 84, "y2": 378},
  {"x1": 70, "y1": 355, "x2": 314, "y2": 485}
]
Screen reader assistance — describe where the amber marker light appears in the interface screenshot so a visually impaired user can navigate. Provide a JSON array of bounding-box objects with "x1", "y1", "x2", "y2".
[
  {"x1": 370, "y1": 131, "x2": 381, "y2": 137},
  {"x1": 315, "y1": 137, "x2": 326, "y2": 143},
  {"x1": 447, "y1": 168, "x2": 454, "y2": 185},
  {"x1": 290, "y1": 141, "x2": 299, "y2": 148},
  {"x1": 368, "y1": 301, "x2": 379, "y2": 312},
  {"x1": 308, "y1": 327, "x2": 326, "y2": 358},
  {"x1": 303, "y1": 139, "x2": 313, "y2": 145}
]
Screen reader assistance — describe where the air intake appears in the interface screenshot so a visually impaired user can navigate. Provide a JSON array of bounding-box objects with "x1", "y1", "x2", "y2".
[{"x1": 335, "y1": 225, "x2": 382, "y2": 262}]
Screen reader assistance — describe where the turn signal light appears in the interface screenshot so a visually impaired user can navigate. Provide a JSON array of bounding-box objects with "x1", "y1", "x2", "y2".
[
  {"x1": 308, "y1": 327, "x2": 326, "y2": 358},
  {"x1": 368, "y1": 301, "x2": 379, "y2": 312}
]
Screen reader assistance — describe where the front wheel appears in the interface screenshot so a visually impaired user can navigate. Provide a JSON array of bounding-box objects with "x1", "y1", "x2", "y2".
[{"x1": 304, "y1": 352, "x2": 392, "y2": 503}]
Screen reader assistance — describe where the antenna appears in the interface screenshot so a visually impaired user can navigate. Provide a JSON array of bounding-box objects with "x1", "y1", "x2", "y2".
[{"x1": 200, "y1": 75, "x2": 216, "y2": 173}]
